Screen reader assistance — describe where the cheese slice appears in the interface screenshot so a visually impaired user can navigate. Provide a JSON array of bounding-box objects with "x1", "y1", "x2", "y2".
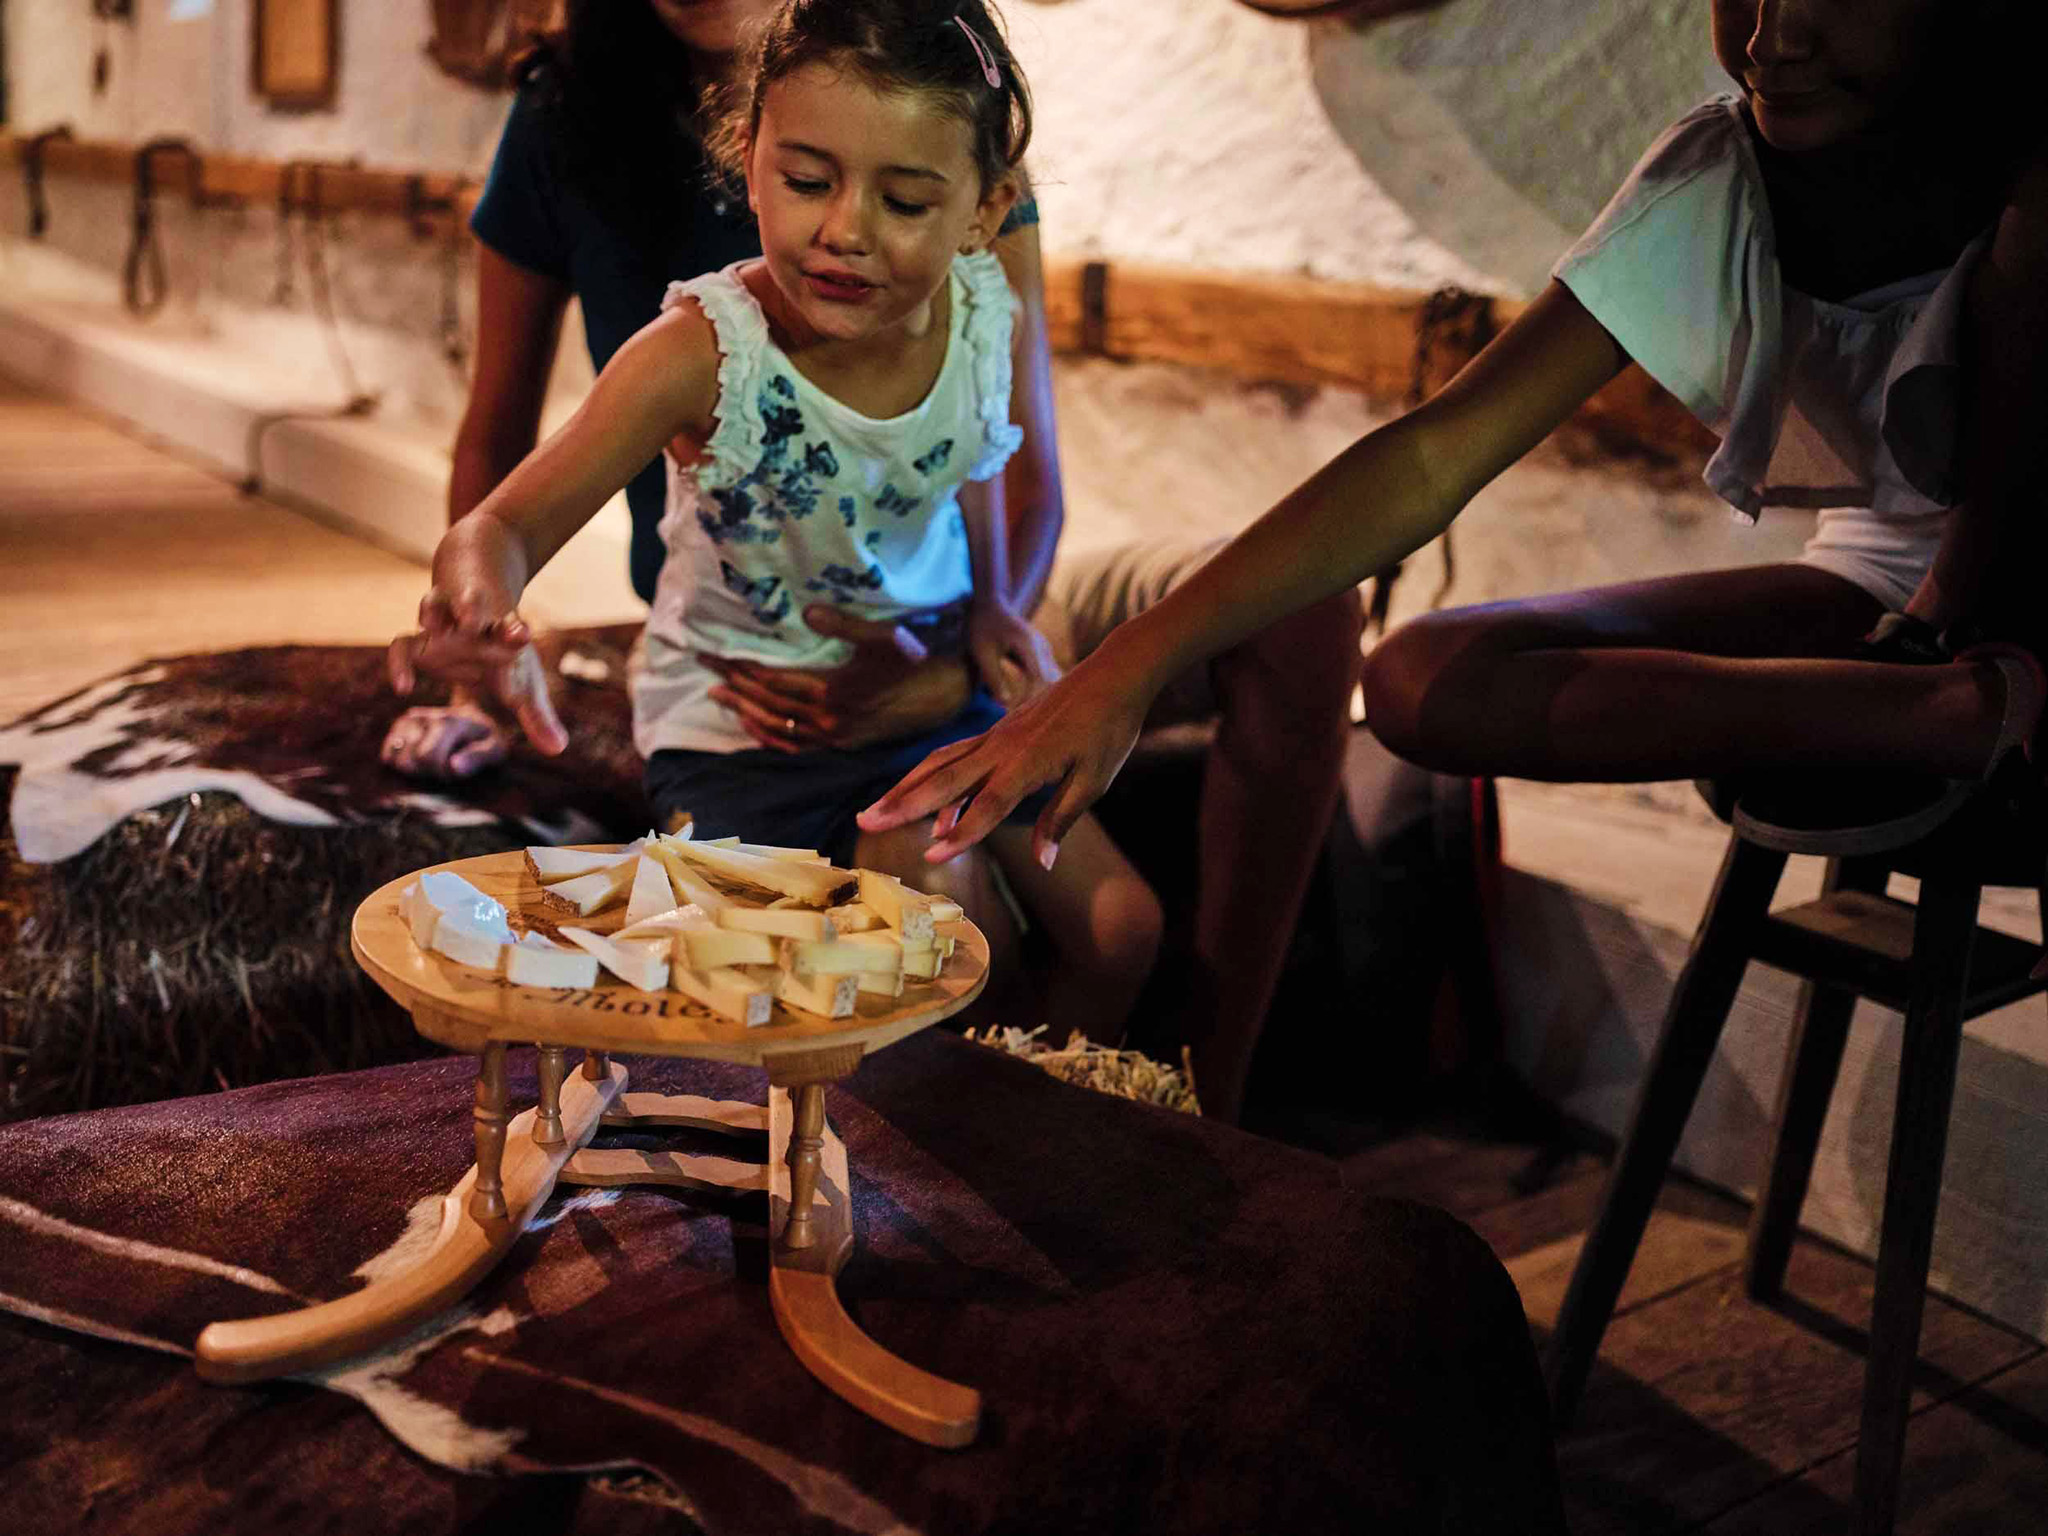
[
  {"x1": 658, "y1": 837, "x2": 850, "y2": 906},
  {"x1": 671, "y1": 963, "x2": 773, "y2": 1026},
  {"x1": 644, "y1": 843, "x2": 735, "y2": 914},
  {"x1": 786, "y1": 937, "x2": 902, "y2": 977},
  {"x1": 623, "y1": 854, "x2": 677, "y2": 926},
  {"x1": 773, "y1": 967, "x2": 857, "y2": 1019},
  {"x1": 405, "y1": 872, "x2": 513, "y2": 967},
  {"x1": 504, "y1": 932, "x2": 599, "y2": 988},
  {"x1": 856, "y1": 967, "x2": 906, "y2": 999},
  {"x1": 719, "y1": 907, "x2": 837, "y2": 942},
  {"x1": 678, "y1": 925, "x2": 778, "y2": 970},
  {"x1": 559, "y1": 928, "x2": 670, "y2": 991},
  {"x1": 430, "y1": 911, "x2": 508, "y2": 972},
  {"x1": 857, "y1": 870, "x2": 934, "y2": 941},
  {"x1": 733, "y1": 842, "x2": 829, "y2": 863},
  {"x1": 541, "y1": 859, "x2": 638, "y2": 917},
  {"x1": 824, "y1": 902, "x2": 886, "y2": 933},
  {"x1": 525, "y1": 845, "x2": 636, "y2": 885}
]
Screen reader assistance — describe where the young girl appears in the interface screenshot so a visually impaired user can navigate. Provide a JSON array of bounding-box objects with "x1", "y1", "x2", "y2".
[
  {"x1": 388, "y1": 0, "x2": 1162, "y2": 1041},
  {"x1": 862, "y1": 0, "x2": 2048, "y2": 866}
]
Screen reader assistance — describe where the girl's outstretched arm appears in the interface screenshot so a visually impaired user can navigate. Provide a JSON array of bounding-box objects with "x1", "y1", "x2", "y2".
[
  {"x1": 860, "y1": 279, "x2": 1629, "y2": 865},
  {"x1": 388, "y1": 300, "x2": 721, "y2": 748}
]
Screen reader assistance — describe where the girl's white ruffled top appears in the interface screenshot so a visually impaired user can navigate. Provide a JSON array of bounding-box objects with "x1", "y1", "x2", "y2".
[{"x1": 636, "y1": 252, "x2": 1022, "y2": 755}]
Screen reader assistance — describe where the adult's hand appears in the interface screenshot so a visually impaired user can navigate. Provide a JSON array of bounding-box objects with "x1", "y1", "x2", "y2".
[
  {"x1": 858, "y1": 647, "x2": 1151, "y2": 870},
  {"x1": 381, "y1": 697, "x2": 512, "y2": 779},
  {"x1": 701, "y1": 603, "x2": 972, "y2": 752}
]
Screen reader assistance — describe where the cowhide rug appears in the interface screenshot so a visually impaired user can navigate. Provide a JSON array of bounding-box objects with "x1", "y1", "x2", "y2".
[
  {"x1": 0, "y1": 627, "x2": 650, "y2": 865},
  {"x1": 0, "y1": 1031, "x2": 1564, "y2": 1536}
]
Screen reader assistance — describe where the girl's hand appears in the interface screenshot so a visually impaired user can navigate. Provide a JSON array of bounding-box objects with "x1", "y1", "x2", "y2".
[
  {"x1": 968, "y1": 600, "x2": 1062, "y2": 708},
  {"x1": 858, "y1": 648, "x2": 1148, "y2": 869},
  {"x1": 386, "y1": 589, "x2": 569, "y2": 757}
]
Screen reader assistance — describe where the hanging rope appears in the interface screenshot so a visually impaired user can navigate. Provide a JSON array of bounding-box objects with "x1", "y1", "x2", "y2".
[
  {"x1": 406, "y1": 173, "x2": 476, "y2": 372},
  {"x1": 122, "y1": 137, "x2": 201, "y2": 318},
  {"x1": 244, "y1": 160, "x2": 381, "y2": 495},
  {"x1": 23, "y1": 124, "x2": 74, "y2": 239}
]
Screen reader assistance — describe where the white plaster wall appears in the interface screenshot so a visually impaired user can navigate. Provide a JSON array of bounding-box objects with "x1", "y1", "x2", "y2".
[
  {"x1": 1307, "y1": 0, "x2": 1727, "y2": 296},
  {"x1": 7, "y1": 0, "x2": 507, "y2": 175},
  {"x1": 7, "y1": 0, "x2": 1522, "y2": 288}
]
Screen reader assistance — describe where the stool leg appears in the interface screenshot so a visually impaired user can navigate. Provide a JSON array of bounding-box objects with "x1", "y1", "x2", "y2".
[
  {"x1": 1746, "y1": 856, "x2": 1891, "y2": 1301},
  {"x1": 1853, "y1": 866, "x2": 1979, "y2": 1536},
  {"x1": 583, "y1": 1049, "x2": 610, "y2": 1082},
  {"x1": 782, "y1": 1083, "x2": 828, "y2": 1251},
  {"x1": 534, "y1": 1046, "x2": 568, "y2": 1147},
  {"x1": 1547, "y1": 834, "x2": 1787, "y2": 1428},
  {"x1": 470, "y1": 1042, "x2": 510, "y2": 1223}
]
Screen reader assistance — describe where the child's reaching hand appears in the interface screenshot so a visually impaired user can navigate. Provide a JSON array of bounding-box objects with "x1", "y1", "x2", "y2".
[
  {"x1": 386, "y1": 588, "x2": 570, "y2": 759},
  {"x1": 968, "y1": 598, "x2": 1062, "y2": 708},
  {"x1": 861, "y1": 642, "x2": 1149, "y2": 870}
]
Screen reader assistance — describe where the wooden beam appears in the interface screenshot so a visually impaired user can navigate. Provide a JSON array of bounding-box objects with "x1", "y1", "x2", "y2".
[
  {"x1": 1043, "y1": 256, "x2": 1716, "y2": 471},
  {"x1": 0, "y1": 130, "x2": 481, "y2": 231},
  {"x1": 0, "y1": 130, "x2": 1711, "y2": 470}
]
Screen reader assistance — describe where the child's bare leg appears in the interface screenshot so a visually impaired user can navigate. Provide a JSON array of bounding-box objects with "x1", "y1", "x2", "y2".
[
  {"x1": 854, "y1": 825, "x2": 1021, "y2": 1023},
  {"x1": 1362, "y1": 564, "x2": 2007, "y2": 781},
  {"x1": 987, "y1": 816, "x2": 1163, "y2": 1046},
  {"x1": 1187, "y1": 590, "x2": 1363, "y2": 1124}
]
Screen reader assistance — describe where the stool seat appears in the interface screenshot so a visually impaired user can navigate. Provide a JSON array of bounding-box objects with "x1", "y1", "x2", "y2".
[{"x1": 1545, "y1": 778, "x2": 2048, "y2": 1536}]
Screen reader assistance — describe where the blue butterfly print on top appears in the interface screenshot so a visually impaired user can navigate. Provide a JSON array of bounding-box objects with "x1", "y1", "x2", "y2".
[
  {"x1": 876, "y1": 483, "x2": 922, "y2": 518},
  {"x1": 912, "y1": 439, "x2": 954, "y2": 476},
  {"x1": 806, "y1": 562, "x2": 886, "y2": 604},
  {"x1": 720, "y1": 560, "x2": 791, "y2": 627},
  {"x1": 697, "y1": 379, "x2": 840, "y2": 544},
  {"x1": 839, "y1": 495, "x2": 857, "y2": 527}
]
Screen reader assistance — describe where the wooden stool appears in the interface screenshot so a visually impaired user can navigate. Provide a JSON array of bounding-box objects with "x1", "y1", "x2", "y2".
[
  {"x1": 1543, "y1": 783, "x2": 2048, "y2": 1536},
  {"x1": 194, "y1": 848, "x2": 993, "y2": 1449}
]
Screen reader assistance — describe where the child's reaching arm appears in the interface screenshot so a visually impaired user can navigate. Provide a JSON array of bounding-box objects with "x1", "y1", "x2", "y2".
[
  {"x1": 387, "y1": 300, "x2": 722, "y2": 753},
  {"x1": 861, "y1": 279, "x2": 1630, "y2": 864}
]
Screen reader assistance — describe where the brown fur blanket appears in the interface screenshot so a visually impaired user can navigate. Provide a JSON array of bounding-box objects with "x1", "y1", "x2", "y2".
[
  {"x1": 0, "y1": 628, "x2": 651, "y2": 864},
  {"x1": 0, "y1": 1031, "x2": 1563, "y2": 1535}
]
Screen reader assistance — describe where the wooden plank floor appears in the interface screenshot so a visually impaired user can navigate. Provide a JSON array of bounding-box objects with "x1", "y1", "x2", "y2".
[
  {"x1": 0, "y1": 376, "x2": 639, "y2": 724},
  {"x1": 1334, "y1": 1122, "x2": 2048, "y2": 1533},
  {"x1": 8, "y1": 378, "x2": 2047, "y2": 1526}
]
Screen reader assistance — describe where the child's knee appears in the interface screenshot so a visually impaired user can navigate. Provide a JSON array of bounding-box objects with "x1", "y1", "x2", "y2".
[
  {"x1": 1089, "y1": 876, "x2": 1163, "y2": 981},
  {"x1": 1359, "y1": 611, "x2": 1466, "y2": 762},
  {"x1": 1218, "y1": 589, "x2": 1365, "y2": 718}
]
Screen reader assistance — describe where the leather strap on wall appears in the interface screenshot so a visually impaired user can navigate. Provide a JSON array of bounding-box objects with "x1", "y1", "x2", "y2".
[{"x1": 23, "y1": 125, "x2": 75, "y2": 240}]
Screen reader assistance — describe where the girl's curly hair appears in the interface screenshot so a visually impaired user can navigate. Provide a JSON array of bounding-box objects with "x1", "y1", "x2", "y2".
[{"x1": 706, "y1": 0, "x2": 1032, "y2": 195}]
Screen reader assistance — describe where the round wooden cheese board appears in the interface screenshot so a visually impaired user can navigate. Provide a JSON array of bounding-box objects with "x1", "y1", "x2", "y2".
[{"x1": 350, "y1": 846, "x2": 988, "y2": 1064}]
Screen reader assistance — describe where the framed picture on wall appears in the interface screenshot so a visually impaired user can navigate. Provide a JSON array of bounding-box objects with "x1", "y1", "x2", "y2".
[{"x1": 253, "y1": 0, "x2": 339, "y2": 111}]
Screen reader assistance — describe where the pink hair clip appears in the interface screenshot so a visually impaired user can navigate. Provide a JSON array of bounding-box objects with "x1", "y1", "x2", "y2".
[{"x1": 954, "y1": 15, "x2": 1002, "y2": 89}]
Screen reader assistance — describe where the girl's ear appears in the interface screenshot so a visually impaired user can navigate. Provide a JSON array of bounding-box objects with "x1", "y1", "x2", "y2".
[
  {"x1": 960, "y1": 174, "x2": 1020, "y2": 255},
  {"x1": 743, "y1": 134, "x2": 763, "y2": 220}
]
